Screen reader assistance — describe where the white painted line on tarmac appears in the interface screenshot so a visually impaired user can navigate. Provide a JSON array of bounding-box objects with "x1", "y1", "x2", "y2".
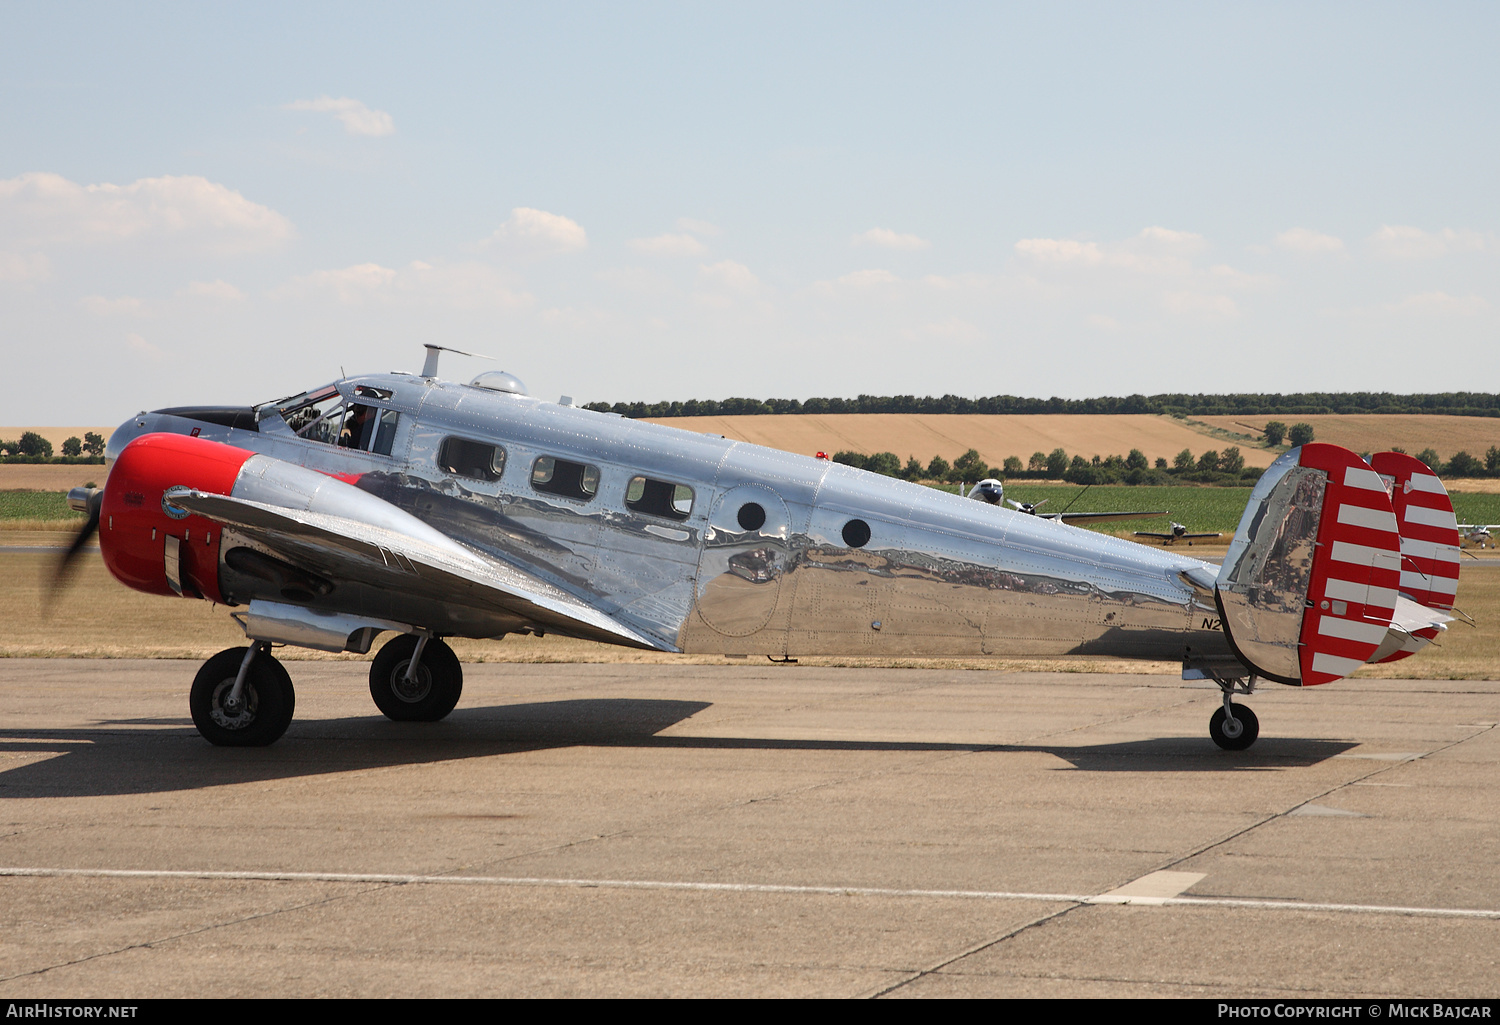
[
  {"x1": 4, "y1": 866, "x2": 1500, "y2": 920},
  {"x1": 1093, "y1": 870, "x2": 1207, "y2": 904}
]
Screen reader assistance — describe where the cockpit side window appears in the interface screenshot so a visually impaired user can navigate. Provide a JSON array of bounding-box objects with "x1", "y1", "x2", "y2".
[
  {"x1": 277, "y1": 389, "x2": 399, "y2": 456},
  {"x1": 625, "y1": 476, "x2": 693, "y2": 521},
  {"x1": 532, "y1": 456, "x2": 600, "y2": 501},
  {"x1": 439, "y1": 437, "x2": 506, "y2": 481}
]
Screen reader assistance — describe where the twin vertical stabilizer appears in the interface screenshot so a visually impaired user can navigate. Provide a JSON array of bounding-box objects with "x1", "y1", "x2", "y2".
[{"x1": 1214, "y1": 444, "x2": 1456, "y2": 686}]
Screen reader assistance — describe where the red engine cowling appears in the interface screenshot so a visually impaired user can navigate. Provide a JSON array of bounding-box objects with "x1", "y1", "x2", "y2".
[{"x1": 100, "y1": 433, "x2": 255, "y2": 601}]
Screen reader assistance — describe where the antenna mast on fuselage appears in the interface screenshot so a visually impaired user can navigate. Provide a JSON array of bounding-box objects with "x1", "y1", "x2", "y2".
[{"x1": 421, "y1": 344, "x2": 494, "y2": 379}]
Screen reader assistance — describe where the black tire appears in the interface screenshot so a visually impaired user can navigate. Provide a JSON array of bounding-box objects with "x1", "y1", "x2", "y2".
[
  {"x1": 369, "y1": 635, "x2": 463, "y2": 722},
  {"x1": 1210, "y1": 704, "x2": 1259, "y2": 751},
  {"x1": 190, "y1": 646, "x2": 295, "y2": 747}
]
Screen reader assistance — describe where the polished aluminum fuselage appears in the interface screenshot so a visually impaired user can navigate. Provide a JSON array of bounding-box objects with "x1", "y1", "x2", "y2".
[{"x1": 110, "y1": 373, "x2": 1234, "y2": 661}]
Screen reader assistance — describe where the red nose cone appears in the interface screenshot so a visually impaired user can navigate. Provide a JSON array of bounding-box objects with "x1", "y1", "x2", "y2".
[{"x1": 100, "y1": 433, "x2": 255, "y2": 600}]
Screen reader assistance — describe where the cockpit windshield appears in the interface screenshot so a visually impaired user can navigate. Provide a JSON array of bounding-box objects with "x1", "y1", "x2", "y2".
[{"x1": 257, "y1": 384, "x2": 400, "y2": 455}]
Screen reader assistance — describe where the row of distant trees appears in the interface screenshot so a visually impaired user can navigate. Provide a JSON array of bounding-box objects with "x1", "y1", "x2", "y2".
[
  {"x1": 1392, "y1": 446, "x2": 1500, "y2": 478},
  {"x1": 834, "y1": 446, "x2": 1264, "y2": 487},
  {"x1": 0, "y1": 431, "x2": 106, "y2": 463},
  {"x1": 585, "y1": 392, "x2": 1500, "y2": 418}
]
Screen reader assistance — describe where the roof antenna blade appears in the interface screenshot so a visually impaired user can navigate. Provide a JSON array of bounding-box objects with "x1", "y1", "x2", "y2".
[{"x1": 422, "y1": 344, "x2": 494, "y2": 379}]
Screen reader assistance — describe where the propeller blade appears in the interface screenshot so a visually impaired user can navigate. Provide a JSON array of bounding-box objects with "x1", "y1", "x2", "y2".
[{"x1": 46, "y1": 488, "x2": 102, "y2": 612}]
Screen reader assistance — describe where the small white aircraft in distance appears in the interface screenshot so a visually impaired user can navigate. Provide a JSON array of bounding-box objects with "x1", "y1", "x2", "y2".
[
  {"x1": 1458, "y1": 524, "x2": 1496, "y2": 549},
  {"x1": 1133, "y1": 522, "x2": 1223, "y2": 546},
  {"x1": 966, "y1": 479, "x2": 1169, "y2": 526},
  {"x1": 55, "y1": 350, "x2": 1462, "y2": 753}
]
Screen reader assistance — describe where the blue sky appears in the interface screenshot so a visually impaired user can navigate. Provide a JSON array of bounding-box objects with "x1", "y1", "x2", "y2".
[{"x1": 3, "y1": 2, "x2": 1496, "y2": 424}]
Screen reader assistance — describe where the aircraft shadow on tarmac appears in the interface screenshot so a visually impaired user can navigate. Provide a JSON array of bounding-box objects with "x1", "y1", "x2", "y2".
[{"x1": 0, "y1": 697, "x2": 1358, "y2": 797}]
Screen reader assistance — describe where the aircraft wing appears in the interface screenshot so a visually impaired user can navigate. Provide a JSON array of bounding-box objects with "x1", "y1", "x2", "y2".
[
  {"x1": 1044, "y1": 510, "x2": 1169, "y2": 525},
  {"x1": 166, "y1": 487, "x2": 673, "y2": 652}
]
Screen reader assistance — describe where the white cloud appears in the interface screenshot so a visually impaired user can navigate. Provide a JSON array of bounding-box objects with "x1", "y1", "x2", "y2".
[
  {"x1": 1369, "y1": 225, "x2": 1485, "y2": 260},
  {"x1": 693, "y1": 261, "x2": 756, "y2": 297},
  {"x1": 1017, "y1": 227, "x2": 1210, "y2": 274},
  {"x1": 1087, "y1": 314, "x2": 1121, "y2": 331},
  {"x1": 1208, "y1": 264, "x2": 1277, "y2": 290},
  {"x1": 836, "y1": 269, "x2": 900, "y2": 289},
  {"x1": 281, "y1": 260, "x2": 531, "y2": 309},
  {"x1": 1275, "y1": 227, "x2": 1345, "y2": 254},
  {"x1": 629, "y1": 233, "x2": 706, "y2": 257},
  {"x1": 0, "y1": 172, "x2": 293, "y2": 254},
  {"x1": 283, "y1": 96, "x2": 395, "y2": 137},
  {"x1": 853, "y1": 228, "x2": 931, "y2": 251},
  {"x1": 915, "y1": 317, "x2": 982, "y2": 342},
  {"x1": 0, "y1": 251, "x2": 50, "y2": 284},
  {"x1": 482, "y1": 207, "x2": 588, "y2": 254},
  {"x1": 675, "y1": 217, "x2": 722, "y2": 236},
  {"x1": 1136, "y1": 226, "x2": 1205, "y2": 251},
  {"x1": 80, "y1": 295, "x2": 146, "y2": 316},
  {"x1": 177, "y1": 279, "x2": 246, "y2": 301},
  {"x1": 1014, "y1": 238, "x2": 1105, "y2": 266},
  {"x1": 1163, "y1": 291, "x2": 1237, "y2": 317},
  {"x1": 1386, "y1": 291, "x2": 1489, "y2": 315},
  {"x1": 124, "y1": 332, "x2": 163, "y2": 361}
]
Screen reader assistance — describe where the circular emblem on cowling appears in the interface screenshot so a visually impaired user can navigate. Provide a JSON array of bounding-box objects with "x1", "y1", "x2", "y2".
[{"x1": 161, "y1": 486, "x2": 192, "y2": 520}]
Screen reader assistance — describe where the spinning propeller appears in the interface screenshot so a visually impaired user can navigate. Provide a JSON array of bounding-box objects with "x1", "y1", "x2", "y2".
[{"x1": 48, "y1": 486, "x2": 104, "y2": 607}]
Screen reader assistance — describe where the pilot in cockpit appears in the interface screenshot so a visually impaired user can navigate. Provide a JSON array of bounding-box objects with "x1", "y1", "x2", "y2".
[{"x1": 339, "y1": 403, "x2": 375, "y2": 448}]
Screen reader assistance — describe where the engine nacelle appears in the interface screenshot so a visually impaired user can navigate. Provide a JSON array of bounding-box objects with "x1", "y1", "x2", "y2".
[{"x1": 100, "y1": 433, "x2": 254, "y2": 601}]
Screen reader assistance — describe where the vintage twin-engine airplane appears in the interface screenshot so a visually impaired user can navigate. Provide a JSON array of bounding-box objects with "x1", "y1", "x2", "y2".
[
  {"x1": 967, "y1": 479, "x2": 1169, "y2": 526},
  {"x1": 61, "y1": 349, "x2": 1464, "y2": 752}
]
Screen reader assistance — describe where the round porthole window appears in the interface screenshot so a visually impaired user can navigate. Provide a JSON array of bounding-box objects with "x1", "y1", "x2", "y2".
[
  {"x1": 842, "y1": 519, "x2": 871, "y2": 548},
  {"x1": 737, "y1": 502, "x2": 767, "y2": 531}
]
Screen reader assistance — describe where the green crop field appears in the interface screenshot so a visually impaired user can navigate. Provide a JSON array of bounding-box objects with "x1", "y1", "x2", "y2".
[
  {"x1": 950, "y1": 483, "x2": 1500, "y2": 537},
  {"x1": 0, "y1": 490, "x2": 82, "y2": 522}
]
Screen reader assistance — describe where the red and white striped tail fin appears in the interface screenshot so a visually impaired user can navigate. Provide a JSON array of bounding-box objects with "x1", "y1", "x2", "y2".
[
  {"x1": 1294, "y1": 445, "x2": 1402, "y2": 686},
  {"x1": 1216, "y1": 444, "x2": 1402, "y2": 687},
  {"x1": 1369, "y1": 451, "x2": 1461, "y2": 612}
]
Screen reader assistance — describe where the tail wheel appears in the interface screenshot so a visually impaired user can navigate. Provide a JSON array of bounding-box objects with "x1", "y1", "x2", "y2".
[
  {"x1": 190, "y1": 646, "x2": 295, "y2": 747},
  {"x1": 369, "y1": 635, "x2": 463, "y2": 722},
  {"x1": 1209, "y1": 704, "x2": 1259, "y2": 751}
]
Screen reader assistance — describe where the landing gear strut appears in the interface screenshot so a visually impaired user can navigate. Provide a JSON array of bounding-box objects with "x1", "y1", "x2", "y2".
[
  {"x1": 1207, "y1": 673, "x2": 1260, "y2": 751},
  {"x1": 369, "y1": 634, "x2": 463, "y2": 721},
  {"x1": 190, "y1": 643, "x2": 296, "y2": 747}
]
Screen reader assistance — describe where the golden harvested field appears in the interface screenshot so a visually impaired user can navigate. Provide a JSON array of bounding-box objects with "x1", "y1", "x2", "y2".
[
  {"x1": 0, "y1": 464, "x2": 105, "y2": 490},
  {"x1": 4, "y1": 548, "x2": 1495, "y2": 678},
  {"x1": 0, "y1": 425, "x2": 114, "y2": 451},
  {"x1": 1197, "y1": 414, "x2": 1500, "y2": 462},
  {"x1": 647, "y1": 413, "x2": 1282, "y2": 469}
]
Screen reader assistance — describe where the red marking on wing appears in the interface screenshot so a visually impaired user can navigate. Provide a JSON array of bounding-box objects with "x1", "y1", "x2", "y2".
[
  {"x1": 1369, "y1": 451, "x2": 1461, "y2": 612},
  {"x1": 1296, "y1": 444, "x2": 1401, "y2": 686}
]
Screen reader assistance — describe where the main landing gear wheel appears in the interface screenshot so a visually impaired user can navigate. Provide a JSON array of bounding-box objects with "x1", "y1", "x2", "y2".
[
  {"x1": 190, "y1": 646, "x2": 296, "y2": 747},
  {"x1": 1210, "y1": 703, "x2": 1259, "y2": 751},
  {"x1": 369, "y1": 634, "x2": 463, "y2": 722}
]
